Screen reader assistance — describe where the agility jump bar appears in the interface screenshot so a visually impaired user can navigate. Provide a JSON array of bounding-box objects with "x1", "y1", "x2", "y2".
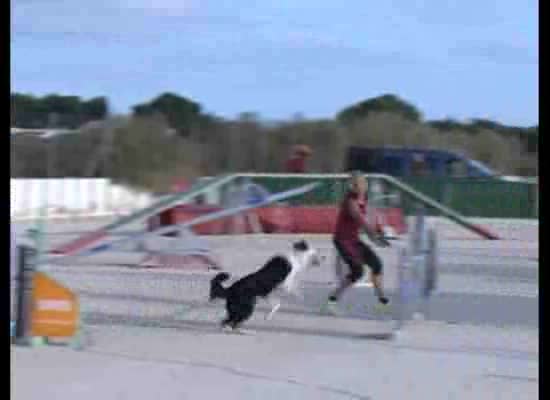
[
  {"x1": 50, "y1": 174, "x2": 234, "y2": 255},
  {"x1": 59, "y1": 182, "x2": 321, "y2": 260}
]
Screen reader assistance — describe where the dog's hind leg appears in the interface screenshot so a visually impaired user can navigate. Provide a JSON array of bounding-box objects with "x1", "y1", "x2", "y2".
[
  {"x1": 223, "y1": 296, "x2": 256, "y2": 333},
  {"x1": 231, "y1": 303, "x2": 255, "y2": 332}
]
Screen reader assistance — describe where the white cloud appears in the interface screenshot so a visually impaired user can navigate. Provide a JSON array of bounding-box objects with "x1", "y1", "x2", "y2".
[
  {"x1": 448, "y1": 41, "x2": 538, "y2": 65},
  {"x1": 11, "y1": 1, "x2": 192, "y2": 41},
  {"x1": 282, "y1": 31, "x2": 345, "y2": 49},
  {"x1": 117, "y1": 0, "x2": 198, "y2": 17}
]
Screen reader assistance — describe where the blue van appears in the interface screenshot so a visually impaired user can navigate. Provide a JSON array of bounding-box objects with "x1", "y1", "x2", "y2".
[{"x1": 345, "y1": 146, "x2": 495, "y2": 178}]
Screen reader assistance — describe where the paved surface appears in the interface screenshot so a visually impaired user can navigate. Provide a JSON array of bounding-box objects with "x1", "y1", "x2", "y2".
[
  {"x1": 12, "y1": 219, "x2": 539, "y2": 400},
  {"x1": 13, "y1": 322, "x2": 538, "y2": 400}
]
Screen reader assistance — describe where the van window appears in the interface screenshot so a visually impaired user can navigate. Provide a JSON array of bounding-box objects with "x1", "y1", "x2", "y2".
[
  {"x1": 425, "y1": 156, "x2": 440, "y2": 175},
  {"x1": 446, "y1": 159, "x2": 468, "y2": 177},
  {"x1": 383, "y1": 156, "x2": 403, "y2": 176}
]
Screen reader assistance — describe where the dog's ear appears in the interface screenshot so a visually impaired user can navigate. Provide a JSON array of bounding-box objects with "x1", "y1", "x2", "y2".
[{"x1": 293, "y1": 240, "x2": 309, "y2": 252}]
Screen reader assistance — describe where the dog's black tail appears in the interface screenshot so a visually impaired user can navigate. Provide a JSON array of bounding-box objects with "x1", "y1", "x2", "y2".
[{"x1": 209, "y1": 272, "x2": 230, "y2": 301}]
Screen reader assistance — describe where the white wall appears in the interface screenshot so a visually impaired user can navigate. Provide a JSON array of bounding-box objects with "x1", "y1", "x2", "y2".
[{"x1": 10, "y1": 178, "x2": 154, "y2": 221}]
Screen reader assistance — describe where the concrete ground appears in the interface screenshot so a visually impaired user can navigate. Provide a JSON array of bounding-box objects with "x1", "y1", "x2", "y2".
[
  {"x1": 12, "y1": 321, "x2": 538, "y2": 400},
  {"x1": 11, "y1": 219, "x2": 539, "y2": 400}
]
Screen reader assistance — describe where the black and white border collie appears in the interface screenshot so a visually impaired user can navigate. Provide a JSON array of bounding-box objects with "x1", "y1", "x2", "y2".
[{"x1": 209, "y1": 240, "x2": 321, "y2": 332}]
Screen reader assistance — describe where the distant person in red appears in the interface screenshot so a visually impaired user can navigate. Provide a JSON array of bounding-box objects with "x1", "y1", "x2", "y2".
[
  {"x1": 171, "y1": 179, "x2": 190, "y2": 193},
  {"x1": 285, "y1": 145, "x2": 312, "y2": 173},
  {"x1": 325, "y1": 172, "x2": 390, "y2": 313}
]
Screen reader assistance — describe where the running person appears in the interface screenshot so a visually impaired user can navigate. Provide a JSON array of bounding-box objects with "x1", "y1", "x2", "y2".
[{"x1": 326, "y1": 172, "x2": 390, "y2": 311}]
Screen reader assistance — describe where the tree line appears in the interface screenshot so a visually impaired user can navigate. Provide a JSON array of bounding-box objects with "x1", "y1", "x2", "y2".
[
  {"x1": 11, "y1": 93, "x2": 109, "y2": 129},
  {"x1": 10, "y1": 92, "x2": 538, "y2": 191}
]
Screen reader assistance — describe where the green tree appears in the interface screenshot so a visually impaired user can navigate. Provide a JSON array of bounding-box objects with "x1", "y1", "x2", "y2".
[
  {"x1": 337, "y1": 94, "x2": 422, "y2": 124},
  {"x1": 82, "y1": 97, "x2": 109, "y2": 120},
  {"x1": 11, "y1": 93, "x2": 109, "y2": 129},
  {"x1": 427, "y1": 119, "x2": 479, "y2": 134},
  {"x1": 524, "y1": 126, "x2": 538, "y2": 154},
  {"x1": 11, "y1": 93, "x2": 48, "y2": 128},
  {"x1": 132, "y1": 92, "x2": 213, "y2": 137}
]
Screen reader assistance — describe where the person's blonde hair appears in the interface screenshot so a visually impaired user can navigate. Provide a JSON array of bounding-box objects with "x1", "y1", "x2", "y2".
[{"x1": 348, "y1": 170, "x2": 367, "y2": 190}]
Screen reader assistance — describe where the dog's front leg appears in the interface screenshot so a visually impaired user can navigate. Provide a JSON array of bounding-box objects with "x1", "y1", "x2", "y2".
[
  {"x1": 284, "y1": 281, "x2": 305, "y2": 303},
  {"x1": 264, "y1": 296, "x2": 281, "y2": 321}
]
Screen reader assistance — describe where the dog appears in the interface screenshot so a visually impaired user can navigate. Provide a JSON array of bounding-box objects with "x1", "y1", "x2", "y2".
[{"x1": 209, "y1": 240, "x2": 322, "y2": 332}]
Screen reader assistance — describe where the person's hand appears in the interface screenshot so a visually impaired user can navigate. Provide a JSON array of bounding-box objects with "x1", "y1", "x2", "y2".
[{"x1": 373, "y1": 235, "x2": 391, "y2": 248}]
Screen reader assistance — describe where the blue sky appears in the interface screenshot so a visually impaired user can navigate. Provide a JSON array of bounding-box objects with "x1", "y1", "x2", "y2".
[{"x1": 11, "y1": 0, "x2": 538, "y2": 126}]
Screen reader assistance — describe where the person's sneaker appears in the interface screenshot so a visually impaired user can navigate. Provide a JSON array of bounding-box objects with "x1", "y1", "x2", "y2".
[
  {"x1": 374, "y1": 300, "x2": 391, "y2": 315},
  {"x1": 321, "y1": 299, "x2": 341, "y2": 315},
  {"x1": 378, "y1": 296, "x2": 389, "y2": 305}
]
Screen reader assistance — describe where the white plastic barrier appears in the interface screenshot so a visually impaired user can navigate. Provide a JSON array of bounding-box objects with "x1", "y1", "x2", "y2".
[
  {"x1": 394, "y1": 208, "x2": 438, "y2": 332},
  {"x1": 10, "y1": 178, "x2": 154, "y2": 221}
]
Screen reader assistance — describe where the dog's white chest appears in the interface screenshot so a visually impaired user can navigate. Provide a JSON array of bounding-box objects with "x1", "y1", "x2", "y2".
[{"x1": 281, "y1": 253, "x2": 306, "y2": 292}]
